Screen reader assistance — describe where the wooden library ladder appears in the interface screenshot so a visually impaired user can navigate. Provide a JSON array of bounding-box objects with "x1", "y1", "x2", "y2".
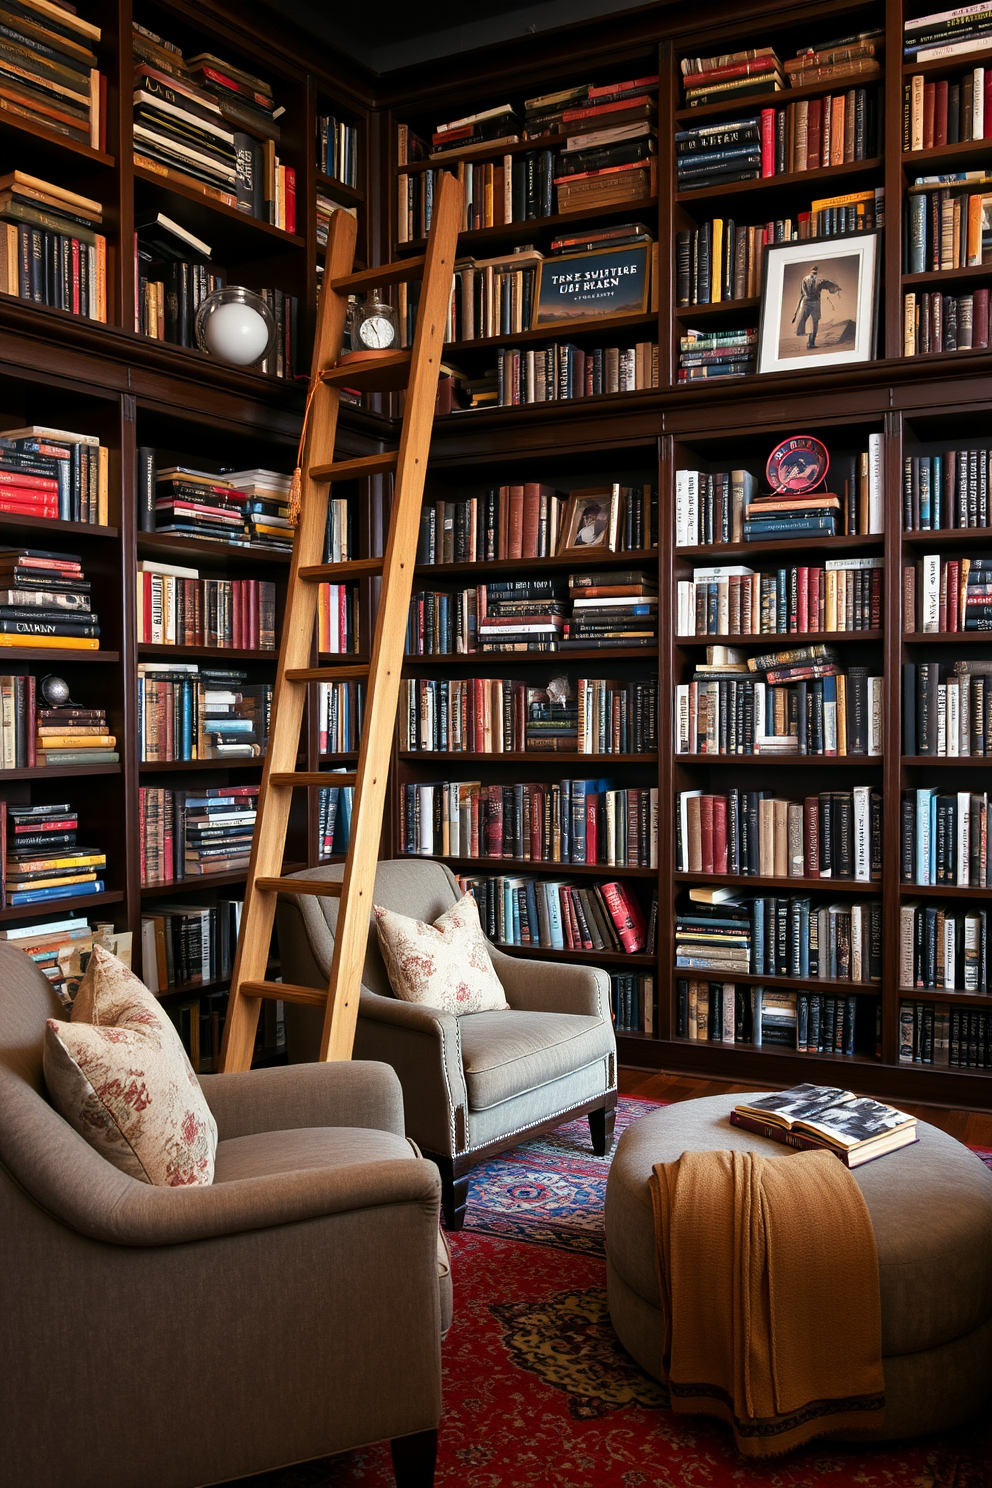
[{"x1": 220, "y1": 171, "x2": 462, "y2": 1069}]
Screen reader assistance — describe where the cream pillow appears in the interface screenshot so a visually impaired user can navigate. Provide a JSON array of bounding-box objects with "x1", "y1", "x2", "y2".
[
  {"x1": 43, "y1": 943, "x2": 218, "y2": 1187},
  {"x1": 374, "y1": 892, "x2": 509, "y2": 1015}
]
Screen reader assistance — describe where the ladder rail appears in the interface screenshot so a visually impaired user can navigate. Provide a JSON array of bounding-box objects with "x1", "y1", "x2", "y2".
[{"x1": 220, "y1": 206, "x2": 358, "y2": 1073}]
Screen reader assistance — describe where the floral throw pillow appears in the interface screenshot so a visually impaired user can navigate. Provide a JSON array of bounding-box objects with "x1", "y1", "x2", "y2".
[
  {"x1": 43, "y1": 943, "x2": 217, "y2": 1187},
  {"x1": 373, "y1": 893, "x2": 509, "y2": 1016}
]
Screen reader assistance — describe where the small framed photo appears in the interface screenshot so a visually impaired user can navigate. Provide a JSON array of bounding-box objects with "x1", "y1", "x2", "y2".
[
  {"x1": 532, "y1": 243, "x2": 651, "y2": 329},
  {"x1": 557, "y1": 486, "x2": 626, "y2": 555},
  {"x1": 757, "y1": 232, "x2": 880, "y2": 375}
]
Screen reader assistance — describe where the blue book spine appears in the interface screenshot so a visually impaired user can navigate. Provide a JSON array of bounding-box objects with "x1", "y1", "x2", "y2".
[
  {"x1": 920, "y1": 456, "x2": 932, "y2": 529},
  {"x1": 137, "y1": 675, "x2": 144, "y2": 760},
  {"x1": 570, "y1": 781, "x2": 587, "y2": 864},
  {"x1": 10, "y1": 880, "x2": 105, "y2": 906},
  {"x1": 524, "y1": 879, "x2": 540, "y2": 942},
  {"x1": 932, "y1": 454, "x2": 942, "y2": 529},
  {"x1": 751, "y1": 897, "x2": 764, "y2": 974},
  {"x1": 799, "y1": 900, "x2": 810, "y2": 976}
]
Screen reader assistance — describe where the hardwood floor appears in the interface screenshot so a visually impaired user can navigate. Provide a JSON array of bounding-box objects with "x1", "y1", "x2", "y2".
[{"x1": 619, "y1": 1067, "x2": 992, "y2": 1146}]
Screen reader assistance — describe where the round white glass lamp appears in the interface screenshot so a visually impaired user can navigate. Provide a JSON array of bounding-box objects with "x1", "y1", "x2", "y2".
[{"x1": 195, "y1": 286, "x2": 275, "y2": 366}]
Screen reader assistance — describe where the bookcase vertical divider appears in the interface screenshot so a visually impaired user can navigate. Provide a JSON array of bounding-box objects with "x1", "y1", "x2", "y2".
[
  {"x1": 882, "y1": 409, "x2": 905, "y2": 1066},
  {"x1": 883, "y1": 0, "x2": 906, "y2": 360},
  {"x1": 657, "y1": 39, "x2": 676, "y2": 390},
  {"x1": 119, "y1": 392, "x2": 142, "y2": 936},
  {"x1": 656, "y1": 431, "x2": 676, "y2": 1039}
]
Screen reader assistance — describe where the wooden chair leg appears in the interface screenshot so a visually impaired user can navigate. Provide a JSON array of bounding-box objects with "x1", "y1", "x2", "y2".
[
  {"x1": 589, "y1": 1103, "x2": 616, "y2": 1157},
  {"x1": 391, "y1": 1427, "x2": 438, "y2": 1487},
  {"x1": 441, "y1": 1166, "x2": 470, "y2": 1231}
]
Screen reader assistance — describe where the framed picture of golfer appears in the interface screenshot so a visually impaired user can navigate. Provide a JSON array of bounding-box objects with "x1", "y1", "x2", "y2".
[
  {"x1": 557, "y1": 486, "x2": 626, "y2": 555},
  {"x1": 756, "y1": 232, "x2": 879, "y2": 375}
]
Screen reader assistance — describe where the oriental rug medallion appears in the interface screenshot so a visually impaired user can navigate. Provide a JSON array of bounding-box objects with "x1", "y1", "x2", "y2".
[{"x1": 235, "y1": 1097, "x2": 992, "y2": 1488}]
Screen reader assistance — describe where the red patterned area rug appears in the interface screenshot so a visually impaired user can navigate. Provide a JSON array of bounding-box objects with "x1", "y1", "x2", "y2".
[{"x1": 233, "y1": 1097, "x2": 992, "y2": 1488}]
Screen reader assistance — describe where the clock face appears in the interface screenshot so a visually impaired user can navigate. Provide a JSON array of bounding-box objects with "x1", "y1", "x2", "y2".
[{"x1": 359, "y1": 313, "x2": 395, "y2": 349}]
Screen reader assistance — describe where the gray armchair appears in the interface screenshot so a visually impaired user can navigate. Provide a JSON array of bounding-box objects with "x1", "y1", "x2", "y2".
[
  {"x1": 0, "y1": 940, "x2": 449, "y2": 1488},
  {"x1": 277, "y1": 859, "x2": 618, "y2": 1228}
]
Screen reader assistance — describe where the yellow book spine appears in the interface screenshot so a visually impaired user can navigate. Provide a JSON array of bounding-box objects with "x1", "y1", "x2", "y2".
[
  {"x1": 0, "y1": 635, "x2": 98, "y2": 648},
  {"x1": 34, "y1": 734, "x2": 115, "y2": 748},
  {"x1": 6, "y1": 873, "x2": 97, "y2": 890},
  {"x1": 11, "y1": 855, "x2": 106, "y2": 870},
  {"x1": 710, "y1": 217, "x2": 723, "y2": 303}
]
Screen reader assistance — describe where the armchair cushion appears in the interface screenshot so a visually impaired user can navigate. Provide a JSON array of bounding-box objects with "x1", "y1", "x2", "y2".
[
  {"x1": 214, "y1": 1125, "x2": 416, "y2": 1184},
  {"x1": 459, "y1": 1008, "x2": 614, "y2": 1110},
  {"x1": 42, "y1": 945, "x2": 217, "y2": 1188},
  {"x1": 374, "y1": 892, "x2": 508, "y2": 1015}
]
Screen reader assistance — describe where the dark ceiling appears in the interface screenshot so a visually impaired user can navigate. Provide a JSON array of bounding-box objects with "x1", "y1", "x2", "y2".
[{"x1": 262, "y1": 0, "x2": 658, "y2": 75}]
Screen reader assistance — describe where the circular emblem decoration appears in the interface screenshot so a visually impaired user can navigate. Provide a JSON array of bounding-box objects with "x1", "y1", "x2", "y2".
[{"x1": 766, "y1": 435, "x2": 829, "y2": 494}]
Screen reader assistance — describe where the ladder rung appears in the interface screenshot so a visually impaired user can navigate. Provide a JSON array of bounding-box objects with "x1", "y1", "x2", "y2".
[
  {"x1": 298, "y1": 558, "x2": 384, "y2": 582},
  {"x1": 321, "y1": 351, "x2": 412, "y2": 392},
  {"x1": 255, "y1": 877, "x2": 343, "y2": 897},
  {"x1": 331, "y1": 256, "x2": 426, "y2": 295},
  {"x1": 269, "y1": 772, "x2": 357, "y2": 788},
  {"x1": 285, "y1": 664, "x2": 370, "y2": 683},
  {"x1": 310, "y1": 451, "x2": 398, "y2": 483},
  {"x1": 242, "y1": 980, "x2": 328, "y2": 1008}
]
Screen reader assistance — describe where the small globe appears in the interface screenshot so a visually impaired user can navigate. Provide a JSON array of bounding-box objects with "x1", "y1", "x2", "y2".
[{"x1": 40, "y1": 675, "x2": 71, "y2": 707}]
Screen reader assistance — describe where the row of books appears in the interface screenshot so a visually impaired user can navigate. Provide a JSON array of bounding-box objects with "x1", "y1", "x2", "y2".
[
  {"x1": 680, "y1": 37, "x2": 880, "y2": 105},
  {"x1": 406, "y1": 577, "x2": 657, "y2": 655},
  {"x1": 446, "y1": 249, "x2": 539, "y2": 342},
  {"x1": 676, "y1": 892, "x2": 882, "y2": 979},
  {"x1": 675, "y1": 445, "x2": 884, "y2": 545},
  {"x1": 0, "y1": 546, "x2": 100, "y2": 649},
  {"x1": 0, "y1": 800, "x2": 105, "y2": 909},
  {"x1": 317, "y1": 680, "x2": 362, "y2": 755},
  {"x1": 0, "y1": 421, "x2": 107, "y2": 524},
  {"x1": 137, "y1": 666, "x2": 271, "y2": 762},
  {"x1": 416, "y1": 485, "x2": 656, "y2": 563},
  {"x1": 132, "y1": 23, "x2": 292, "y2": 227},
  {"x1": 317, "y1": 582, "x2": 359, "y2": 655},
  {"x1": 676, "y1": 559, "x2": 883, "y2": 637},
  {"x1": 676, "y1": 788, "x2": 882, "y2": 882},
  {"x1": 899, "y1": 1001, "x2": 990, "y2": 1068},
  {"x1": 137, "y1": 455, "x2": 292, "y2": 550},
  {"x1": 904, "y1": 2, "x2": 992, "y2": 63},
  {"x1": 678, "y1": 327, "x2": 755, "y2": 382},
  {"x1": 400, "y1": 778, "x2": 658, "y2": 867},
  {"x1": 0, "y1": 917, "x2": 128, "y2": 1007},
  {"x1": 900, "y1": 788, "x2": 991, "y2": 888},
  {"x1": 904, "y1": 660, "x2": 992, "y2": 756},
  {"x1": 457, "y1": 872, "x2": 654, "y2": 956},
  {"x1": 138, "y1": 266, "x2": 299, "y2": 377},
  {"x1": 906, "y1": 554, "x2": 992, "y2": 631},
  {"x1": 905, "y1": 71, "x2": 992, "y2": 150},
  {"x1": 140, "y1": 898, "x2": 243, "y2": 993},
  {"x1": 611, "y1": 972, "x2": 654, "y2": 1034},
  {"x1": 904, "y1": 288, "x2": 992, "y2": 354},
  {"x1": 905, "y1": 186, "x2": 992, "y2": 273},
  {"x1": 136, "y1": 564, "x2": 277, "y2": 649},
  {"x1": 903, "y1": 447, "x2": 992, "y2": 529},
  {"x1": 318, "y1": 113, "x2": 359, "y2": 187},
  {"x1": 675, "y1": 90, "x2": 877, "y2": 193},
  {"x1": 0, "y1": 0, "x2": 103, "y2": 149},
  {"x1": 485, "y1": 341, "x2": 658, "y2": 407},
  {"x1": 675, "y1": 647, "x2": 884, "y2": 757},
  {"x1": 676, "y1": 981, "x2": 873, "y2": 1056},
  {"x1": 317, "y1": 776, "x2": 353, "y2": 859},
  {"x1": 139, "y1": 784, "x2": 258, "y2": 885},
  {"x1": 399, "y1": 675, "x2": 658, "y2": 755},
  {"x1": 0, "y1": 172, "x2": 106, "y2": 320},
  {"x1": 900, "y1": 901, "x2": 991, "y2": 993}
]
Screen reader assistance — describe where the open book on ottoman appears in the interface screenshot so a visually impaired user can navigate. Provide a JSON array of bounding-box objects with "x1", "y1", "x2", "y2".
[{"x1": 731, "y1": 1084, "x2": 918, "y2": 1167}]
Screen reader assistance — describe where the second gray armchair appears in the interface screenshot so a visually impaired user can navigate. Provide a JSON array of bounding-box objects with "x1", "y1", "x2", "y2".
[{"x1": 277, "y1": 859, "x2": 618, "y2": 1227}]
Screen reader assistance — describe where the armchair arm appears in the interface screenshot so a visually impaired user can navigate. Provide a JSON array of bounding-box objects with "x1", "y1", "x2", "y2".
[
  {"x1": 200, "y1": 1061, "x2": 405, "y2": 1142},
  {"x1": 492, "y1": 952, "x2": 613, "y2": 1021},
  {"x1": 353, "y1": 991, "x2": 467, "y2": 1158}
]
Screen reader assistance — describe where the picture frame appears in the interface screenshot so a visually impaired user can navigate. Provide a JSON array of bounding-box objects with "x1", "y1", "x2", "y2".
[
  {"x1": 757, "y1": 232, "x2": 880, "y2": 375},
  {"x1": 532, "y1": 242, "x2": 651, "y2": 329},
  {"x1": 557, "y1": 486, "x2": 626, "y2": 555}
]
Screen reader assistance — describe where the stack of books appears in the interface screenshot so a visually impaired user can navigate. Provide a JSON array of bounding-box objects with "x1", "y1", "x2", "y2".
[
  {"x1": 148, "y1": 463, "x2": 250, "y2": 542},
  {"x1": 139, "y1": 784, "x2": 258, "y2": 884},
  {"x1": 135, "y1": 214, "x2": 221, "y2": 345},
  {"x1": 676, "y1": 116, "x2": 762, "y2": 192},
  {"x1": 785, "y1": 35, "x2": 882, "y2": 88},
  {"x1": 0, "y1": 547, "x2": 99, "y2": 649},
  {"x1": 494, "y1": 338, "x2": 658, "y2": 404},
  {"x1": 221, "y1": 469, "x2": 293, "y2": 550},
  {"x1": 903, "y1": 444, "x2": 992, "y2": 529},
  {"x1": 906, "y1": 554, "x2": 992, "y2": 632},
  {"x1": 900, "y1": 787, "x2": 990, "y2": 886},
  {"x1": 744, "y1": 485, "x2": 841, "y2": 541},
  {"x1": 0, "y1": 915, "x2": 117, "y2": 1005},
  {"x1": 2, "y1": 802, "x2": 105, "y2": 908},
  {"x1": 200, "y1": 668, "x2": 270, "y2": 758},
  {"x1": 900, "y1": 900, "x2": 990, "y2": 993},
  {"x1": 133, "y1": 25, "x2": 293, "y2": 228},
  {"x1": 905, "y1": 68, "x2": 992, "y2": 148},
  {"x1": 1, "y1": 423, "x2": 107, "y2": 524},
  {"x1": 135, "y1": 561, "x2": 276, "y2": 649},
  {"x1": 0, "y1": 172, "x2": 106, "y2": 320},
  {"x1": 459, "y1": 872, "x2": 651, "y2": 954},
  {"x1": 562, "y1": 568, "x2": 657, "y2": 649},
  {"x1": 678, "y1": 328, "x2": 757, "y2": 382},
  {"x1": 0, "y1": 3, "x2": 103, "y2": 148},
  {"x1": 906, "y1": 183, "x2": 992, "y2": 273},
  {"x1": 904, "y1": 3, "x2": 992, "y2": 64},
  {"x1": 681, "y1": 47, "x2": 784, "y2": 107},
  {"x1": 478, "y1": 579, "x2": 568, "y2": 652},
  {"x1": 430, "y1": 103, "x2": 519, "y2": 158},
  {"x1": 318, "y1": 113, "x2": 359, "y2": 185},
  {"x1": 554, "y1": 77, "x2": 657, "y2": 213},
  {"x1": 36, "y1": 697, "x2": 117, "y2": 766},
  {"x1": 417, "y1": 483, "x2": 566, "y2": 564},
  {"x1": 676, "y1": 899, "x2": 752, "y2": 974},
  {"x1": 548, "y1": 220, "x2": 653, "y2": 258},
  {"x1": 137, "y1": 662, "x2": 272, "y2": 762},
  {"x1": 904, "y1": 658, "x2": 992, "y2": 755}
]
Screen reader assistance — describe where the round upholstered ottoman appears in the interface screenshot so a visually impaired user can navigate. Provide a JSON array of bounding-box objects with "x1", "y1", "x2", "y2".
[{"x1": 605, "y1": 1092, "x2": 992, "y2": 1440}]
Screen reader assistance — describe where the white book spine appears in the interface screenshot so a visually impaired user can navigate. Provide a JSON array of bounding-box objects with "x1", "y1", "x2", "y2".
[
  {"x1": 716, "y1": 580, "x2": 729, "y2": 634},
  {"x1": 868, "y1": 432, "x2": 884, "y2": 532},
  {"x1": 677, "y1": 581, "x2": 695, "y2": 635},
  {"x1": 937, "y1": 682, "x2": 947, "y2": 754},
  {"x1": 851, "y1": 902, "x2": 863, "y2": 981},
  {"x1": 947, "y1": 680, "x2": 960, "y2": 755},
  {"x1": 975, "y1": 67, "x2": 985, "y2": 136},
  {"x1": 957, "y1": 790, "x2": 971, "y2": 885},
  {"x1": 853, "y1": 784, "x2": 871, "y2": 881},
  {"x1": 676, "y1": 685, "x2": 690, "y2": 752},
  {"x1": 649, "y1": 788, "x2": 659, "y2": 870},
  {"x1": 721, "y1": 983, "x2": 736, "y2": 1043},
  {"x1": 922, "y1": 553, "x2": 941, "y2": 631},
  {"x1": 964, "y1": 914, "x2": 979, "y2": 989},
  {"x1": 898, "y1": 904, "x2": 915, "y2": 987},
  {"x1": 868, "y1": 675, "x2": 883, "y2": 754},
  {"x1": 675, "y1": 468, "x2": 700, "y2": 547}
]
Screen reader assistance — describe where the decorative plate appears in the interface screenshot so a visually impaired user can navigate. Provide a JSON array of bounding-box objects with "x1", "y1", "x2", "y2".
[{"x1": 766, "y1": 435, "x2": 830, "y2": 494}]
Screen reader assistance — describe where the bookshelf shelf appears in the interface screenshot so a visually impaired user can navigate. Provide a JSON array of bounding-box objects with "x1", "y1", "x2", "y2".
[
  {"x1": 138, "y1": 759, "x2": 267, "y2": 772},
  {"x1": 900, "y1": 140, "x2": 992, "y2": 173},
  {"x1": 414, "y1": 548, "x2": 658, "y2": 580},
  {"x1": 903, "y1": 883, "x2": 992, "y2": 899},
  {"x1": 676, "y1": 298, "x2": 762, "y2": 318},
  {"x1": 0, "y1": 515, "x2": 118, "y2": 539},
  {"x1": 494, "y1": 941, "x2": 657, "y2": 967},
  {"x1": 397, "y1": 136, "x2": 563, "y2": 174},
  {"x1": 676, "y1": 630, "x2": 883, "y2": 646},
  {"x1": 316, "y1": 173, "x2": 365, "y2": 205},
  {"x1": 903, "y1": 264, "x2": 992, "y2": 289},
  {"x1": 0, "y1": 765, "x2": 121, "y2": 781},
  {"x1": 676, "y1": 753, "x2": 880, "y2": 766},
  {"x1": 674, "y1": 77, "x2": 884, "y2": 124},
  {"x1": 136, "y1": 533, "x2": 291, "y2": 567},
  {"x1": 903, "y1": 48, "x2": 992, "y2": 77},
  {"x1": 403, "y1": 647, "x2": 659, "y2": 665},
  {"x1": 398, "y1": 751, "x2": 657, "y2": 763},
  {"x1": 0, "y1": 648, "x2": 119, "y2": 663},
  {"x1": 676, "y1": 157, "x2": 883, "y2": 206},
  {"x1": 678, "y1": 968, "x2": 882, "y2": 995},
  {"x1": 410, "y1": 852, "x2": 658, "y2": 877},
  {"x1": 136, "y1": 644, "x2": 277, "y2": 660},
  {"x1": 445, "y1": 311, "x2": 658, "y2": 355},
  {"x1": 903, "y1": 755, "x2": 992, "y2": 766},
  {"x1": 133, "y1": 166, "x2": 307, "y2": 255},
  {"x1": 902, "y1": 527, "x2": 992, "y2": 545},
  {"x1": 898, "y1": 987, "x2": 992, "y2": 1006},
  {"x1": 0, "y1": 112, "x2": 115, "y2": 169},
  {"x1": 676, "y1": 535, "x2": 883, "y2": 561},
  {"x1": 676, "y1": 870, "x2": 880, "y2": 894},
  {"x1": 0, "y1": 891, "x2": 124, "y2": 922},
  {"x1": 903, "y1": 631, "x2": 992, "y2": 644},
  {"x1": 395, "y1": 198, "x2": 659, "y2": 256},
  {"x1": 669, "y1": 1035, "x2": 881, "y2": 1068}
]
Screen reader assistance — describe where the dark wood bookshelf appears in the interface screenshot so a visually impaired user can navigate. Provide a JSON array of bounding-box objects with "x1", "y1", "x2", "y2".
[
  {"x1": 0, "y1": 648, "x2": 120, "y2": 663},
  {"x1": 397, "y1": 751, "x2": 657, "y2": 763},
  {"x1": 445, "y1": 311, "x2": 657, "y2": 355},
  {"x1": 903, "y1": 264, "x2": 992, "y2": 289},
  {"x1": 0, "y1": 891, "x2": 124, "y2": 923},
  {"x1": 403, "y1": 647, "x2": 659, "y2": 665},
  {"x1": 676, "y1": 157, "x2": 884, "y2": 205},
  {"x1": 675, "y1": 871, "x2": 881, "y2": 894},
  {"x1": 903, "y1": 631, "x2": 992, "y2": 644},
  {"x1": 675, "y1": 534, "x2": 884, "y2": 561},
  {"x1": 674, "y1": 77, "x2": 884, "y2": 123},
  {"x1": 0, "y1": 765, "x2": 120, "y2": 780},
  {"x1": 412, "y1": 853, "x2": 658, "y2": 878},
  {"x1": 316, "y1": 173, "x2": 366, "y2": 205},
  {"x1": 138, "y1": 759, "x2": 268, "y2": 772},
  {"x1": 903, "y1": 47, "x2": 992, "y2": 77},
  {"x1": 676, "y1": 753, "x2": 880, "y2": 765},
  {"x1": 414, "y1": 548, "x2": 657, "y2": 580},
  {"x1": 676, "y1": 297, "x2": 762, "y2": 318},
  {"x1": 136, "y1": 644, "x2": 278, "y2": 660},
  {"x1": 136, "y1": 533, "x2": 292, "y2": 567},
  {"x1": 395, "y1": 198, "x2": 658, "y2": 256},
  {"x1": 0, "y1": 514, "x2": 118, "y2": 539},
  {"x1": 902, "y1": 527, "x2": 992, "y2": 545},
  {"x1": 681, "y1": 968, "x2": 882, "y2": 995},
  {"x1": 677, "y1": 630, "x2": 883, "y2": 645}
]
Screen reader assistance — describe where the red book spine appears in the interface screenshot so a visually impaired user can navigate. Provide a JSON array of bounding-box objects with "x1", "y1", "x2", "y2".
[
  {"x1": 558, "y1": 885, "x2": 575, "y2": 948},
  {"x1": 600, "y1": 880, "x2": 647, "y2": 953},
  {"x1": 712, "y1": 793, "x2": 728, "y2": 874},
  {"x1": 339, "y1": 583, "x2": 348, "y2": 651},
  {"x1": 934, "y1": 79, "x2": 949, "y2": 147},
  {"x1": 586, "y1": 794, "x2": 599, "y2": 864},
  {"x1": 521, "y1": 482, "x2": 541, "y2": 558},
  {"x1": 531, "y1": 786, "x2": 542, "y2": 861},
  {"x1": 284, "y1": 166, "x2": 296, "y2": 234},
  {"x1": 0, "y1": 471, "x2": 59, "y2": 490},
  {"x1": 25, "y1": 673, "x2": 35, "y2": 768},
  {"x1": 797, "y1": 566, "x2": 809, "y2": 632},
  {"x1": 804, "y1": 796, "x2": 820, "y2": 875},
  {"x1": 947, "y1": 560, "x2": 960, "y2": 631},
  {"x1": 507, "y1": 485, "x2": 524, "y2": 560},
  {"x1": 487, "y1": 784, "x2": 503, "y2": 857},
  {"x1": 71, "y1": 236, "x2": 80, "y2": 315},
  {"x1": 700, "y1": 793, "x2": 715, "y2": 874},
  {"x1": 470, "y1": 789, "x2": 479, "y2": 857},
  {"x1": 473, "y1": 677, "x2": 485, "y2": 752},
  {"x1": 0, "y1": 496, "x2": 58, "y2": 516},
  {"x1": 974, "y1": 287, "x2": 991, "y2": 348},
  {"x1": 923, "y1": 82, "x2": 935, "y2": 149},
  {"x1": 684, "y1": 58, "x2": 779, "y2": 85}
]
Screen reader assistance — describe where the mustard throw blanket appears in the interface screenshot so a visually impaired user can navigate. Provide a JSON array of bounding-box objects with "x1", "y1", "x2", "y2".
[{"x1": 649, "y1": 1149, "x2": 885, "y2": 1456}]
